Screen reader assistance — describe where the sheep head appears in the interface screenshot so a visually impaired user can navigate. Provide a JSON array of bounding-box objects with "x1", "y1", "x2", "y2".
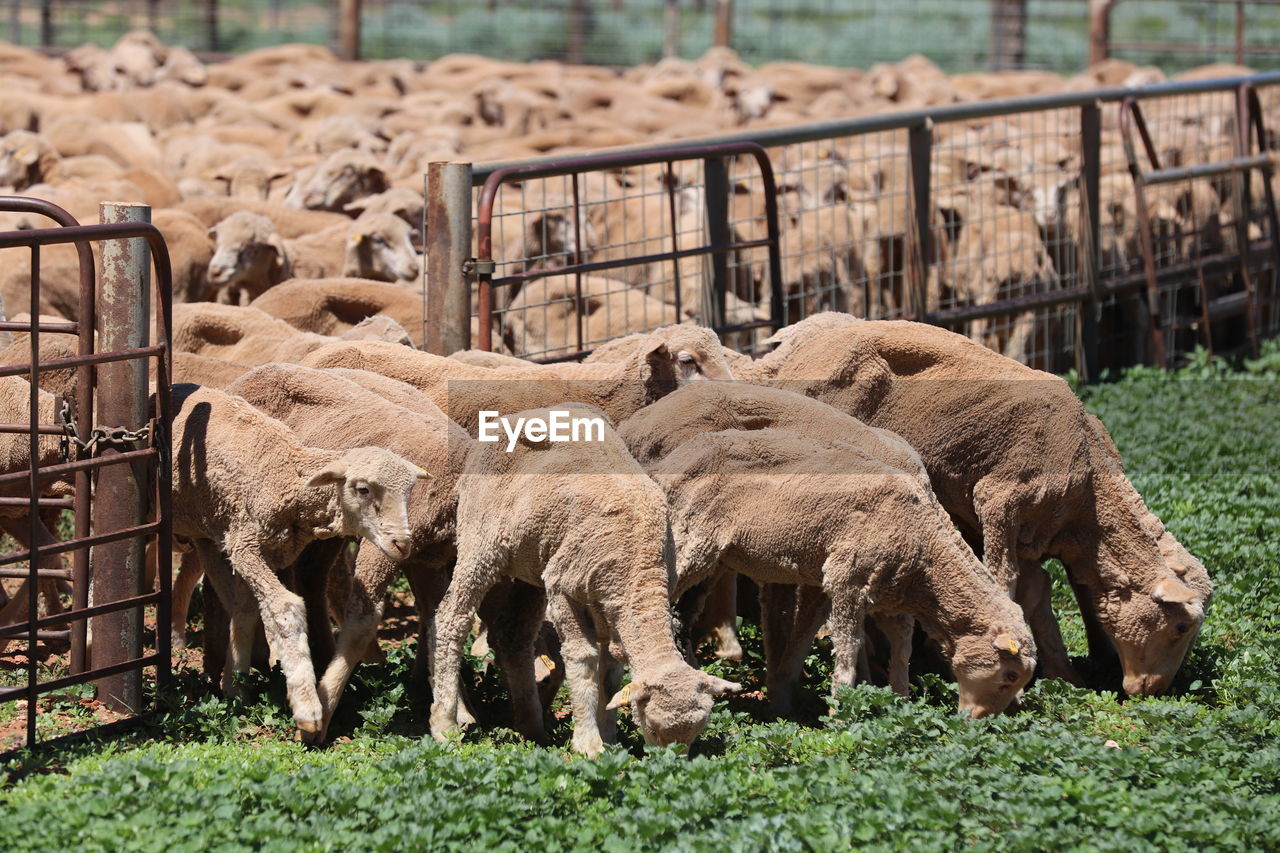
[
  {"x1": 305, "y1": 446, "x2": 429, "y2": 561},
  {"x1": 343, "y1": 212, "x2": 419, "y2": 283},
  {"x1": 0, "y1": 130, "x2": 57, "y2": 191},
  {"x1": 284, "y1": 149, "x2": 389, "y2": 212},
  {"x1": 207, "y1": 211, "x2": 289, "y2": 302},
  {"x1": 605, "y1": 660, "x2": 739, "y2": 749},
  {"x1": 951, "y1": 625, "x2": 1037, "y2": 718},
  {"x1": 647, "y1": 325, "x2": 737, "y2": 382}
]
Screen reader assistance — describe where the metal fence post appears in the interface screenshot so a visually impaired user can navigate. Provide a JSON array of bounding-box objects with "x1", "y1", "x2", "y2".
[
  {"x1": 703, "y1": 156, "x2": 731, "y2": 329},
  {"x1": 204, "y1": 0, "x2": 219, "y2": 52},
  {"x1": 39, "y1": 0, "x2": 52, "y2": 46},
  {"x1": 907, "y1": 121, "x2": 934, "y2": 320},
  {"x1": 1079, "y1": 102, "x2": 1102, "y2": 381},
  {"x1": 93, "y1": 202, "x2": 151, "y2": 712},
  {"x1": 988, "y1": 0, "x2": 1028, "y2": 71},
  {"x1": 664, "y1": 0, "x2": 680, "y2": 58},
  {"x1": 426, "y1": 163, "x2": 473, "y2": 356}
]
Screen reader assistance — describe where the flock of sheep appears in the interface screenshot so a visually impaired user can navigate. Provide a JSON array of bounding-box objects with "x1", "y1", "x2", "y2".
[{"x1": 0, "y1": 31, "x2": 1222, "y2": 752}]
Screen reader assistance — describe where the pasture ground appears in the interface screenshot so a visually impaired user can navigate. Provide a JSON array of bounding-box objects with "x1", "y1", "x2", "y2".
[{"x1": 0, "y1": 343, "x2": 1277, "y2": 851}]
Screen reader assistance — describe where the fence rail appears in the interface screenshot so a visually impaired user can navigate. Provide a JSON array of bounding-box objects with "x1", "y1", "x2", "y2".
[{"x1": 432, "y1": 70, "x2": 1280, "y2": 375}]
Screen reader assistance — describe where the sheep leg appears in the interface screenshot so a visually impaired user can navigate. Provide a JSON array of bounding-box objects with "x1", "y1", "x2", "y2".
[
  {"x1": 170, "y1": 548, "x2": 204, "y2": 651},
  {"x1": 596, "y1": 641, "x2": 623, "y2": 745},
  {"x1": 548, "y1": 593, "x2": 608, "y2": 757},
  {"x1": 409, "y1": 558, "x2": 480, "y2": 728},
  {"x1": 292, "y1": 538, "x2": 345, "y2": 674},
  {"x1": 0, "y1": 515, "x2": 65, "y2": 654},
  {"x1": 698, "y1": 569, "x2": 742, "y2": 661},
  {"x1": 220, "y1": 535, "x2": 324, "y2": 735},
  {"x1": 479, "y1": 578, "x2": 550, "y2": 744},
  {"x1": 429, "y1": 550, "x2": 499, "y2": 741},
  {"x1": 765, "y1": 584, "x2": 830, "y2": 715},
  {"x1": 1018, "y1": 562, "x2": 1083, "y2": 686},
  {"x1": 973, "y1": 490, "x2": 1020, "y2": 595},
  {"x1": 1002, "y1": 311, "x2": 1036, "y2": 365},
  {"x1": 875, "y1": 612, "x2": 915, "y2": 696},
  {"x1": 193, "y1": 540, "x2": 251, "y2": 698},
  {"x1": 823, "y1": 560, "x2": 870, "y2": 710}
]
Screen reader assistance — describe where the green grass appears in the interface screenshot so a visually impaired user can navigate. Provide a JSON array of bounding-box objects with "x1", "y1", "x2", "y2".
[{"x1": 0, "y1": 341, "x2": 1277, "y2": 850}]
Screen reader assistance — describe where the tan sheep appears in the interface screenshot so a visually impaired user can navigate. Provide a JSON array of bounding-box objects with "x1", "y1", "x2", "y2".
[
  {"x1": 649, "y1": 428, "x2": 1035, "y2": 717},
  {"x1": 250, "y1": 278, "x2": 425, "y2": 347},
  {"x1": 176, "y1": 197, "x2": 349, "y2": 239},
  {"x1": 172, "y1": 302, "x2": 412, "y2": 366},
  {"x1": 299, "y1": 337, "x2": 683, "y2": 433},
  {"x1": 436, "y1": 403, "x2": 740, "y2": 755},
  {"x1": 207, "y1": 210, "x2": 419, "y2": 304},
  {"x1": 168, "y1": 383, "x2": 427, "y2": 735},
  {"x1": 746, "y1": 315, "x2": 1212, "y2": 694},
  {"x1": 282, "y1": 148, "x2": 389, "y2": 212},
  {"x1": 578, "y1": 324, "x2": 739, "y2": 383}
]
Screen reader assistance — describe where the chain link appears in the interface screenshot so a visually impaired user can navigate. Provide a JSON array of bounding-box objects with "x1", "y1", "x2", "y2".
[{"x1": 58, "y1": 399, "x2": 152, "y2": 461}]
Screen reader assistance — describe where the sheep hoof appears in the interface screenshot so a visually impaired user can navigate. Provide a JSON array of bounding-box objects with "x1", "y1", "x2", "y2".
[
  {"x1": 572, "y1": 733, "x2": 606, "y2": 757},
  {"x1": 714, "y1": 640, "x2": 744, "y2": 662}
]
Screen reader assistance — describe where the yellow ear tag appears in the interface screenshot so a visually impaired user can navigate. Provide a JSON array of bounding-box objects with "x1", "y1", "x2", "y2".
[
  {"x1": 1008, "y1": 639, "x2": 1020, "y2": 655},
  {"x1": 618, "y1": 683, "x2": 632, "y2": 707},
  {"x1": 539, "y1": 654, "x2": 556, "y2": 672}
]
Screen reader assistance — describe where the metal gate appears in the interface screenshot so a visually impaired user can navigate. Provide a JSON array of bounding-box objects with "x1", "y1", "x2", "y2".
[{"x1": 0, "y1": 195, "x2": 173, "y2": 753}]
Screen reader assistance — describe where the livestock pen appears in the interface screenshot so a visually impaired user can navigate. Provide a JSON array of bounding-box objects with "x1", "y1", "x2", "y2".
[{"x1": 432, "y1": 69, "x2": 1280, "y2": 377}]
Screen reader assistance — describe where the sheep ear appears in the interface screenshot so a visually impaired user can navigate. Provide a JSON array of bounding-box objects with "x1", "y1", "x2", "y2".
[
  {"x1": 992, "y1": 632, "x2": 1021, "y2": 656},
  {"x1": 699, "y1": 673, "x2": 741, "y2": 697},
  {"x1": 642, "y1": 340, "x2": 671, "y2": 363},
  {"x1": 1151, "y1": 578, "x2": 1197, "y2": 604},
  {"x1": 267, "y1": 233, "x2": 288, "y2": 268},
  {"x1": 14, "y1": 145, "x2": 39, "y2": 166},
  {"x1": 605, "y1": 681, "x2": 647, "y2": 710},
  {"x1": 305, "y1": 460, "x2": 348, "y2": 489}
]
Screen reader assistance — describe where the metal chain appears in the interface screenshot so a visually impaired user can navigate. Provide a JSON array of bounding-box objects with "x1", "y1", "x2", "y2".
[{"x1": 58, "y1": 398, "x2": 152, "y2": 461}]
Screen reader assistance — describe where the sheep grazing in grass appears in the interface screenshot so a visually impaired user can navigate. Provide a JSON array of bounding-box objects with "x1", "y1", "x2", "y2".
[
  {"x1": 169, "y1": 383, "x2": 428, "y2": 735},
  {"x1": 649, "y1": 428, "x2": 1036, "y2": 717},
  {"x1": 223, "y1": 363, "x2": 472, "y2": 742},
  {"x1": 619, "y1": 381, "x2": 929, "y2": 695},
  {"x1": 299, "y1": 337, "x2": 684, "y2": 432},
  {"x1": 435, "y1": 404, "x2": 740, "y2": 756},
  {"x1": 747, "y1": 314, "x2": 1212, "y2": 695},
  {"x1": 172, "y1": 302, "x2": 412, "y2": 367}
]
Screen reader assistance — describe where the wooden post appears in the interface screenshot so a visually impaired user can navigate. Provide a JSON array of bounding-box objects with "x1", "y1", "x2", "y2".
[
  {"x1": 664, "y1": 0, "x2": 679, "y2": 58},
  {"x1": 1088, "y1": 0, "x2": 1116, "y2": 67},
  {"x1": 988, "y1": 0, "x2": 1027, "y2": 71},
  {"x1": 713, "y1": 0, "x2": 732, "y2": 49},
  {"x1": 339, "y1": 0, "x2": 361, "y2": 61}
]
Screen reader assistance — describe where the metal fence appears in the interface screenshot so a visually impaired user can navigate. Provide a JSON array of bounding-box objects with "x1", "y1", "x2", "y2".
[
  {"x1": 427, "y1": 70, "x2": 1280, "y2": 376},
  {"x1": 0, "y1": 196, "x2": 172, "y2": 753},
  {"x1": 7, "y1": 1, "x2": 1280, "y2": 73}
]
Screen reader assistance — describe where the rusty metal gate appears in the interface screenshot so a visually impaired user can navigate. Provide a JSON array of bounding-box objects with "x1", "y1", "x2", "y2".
[{"x1": 0, "y1": 195, "x2": 173, "y2": 752}]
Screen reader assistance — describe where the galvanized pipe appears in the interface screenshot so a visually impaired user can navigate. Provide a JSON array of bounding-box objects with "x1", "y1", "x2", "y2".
[
  {"x1": 92, "y1": 201, "x2": 151, "y2": 713},
  {"x1": 425, "y1": 163, "x2": 473, "y2": 355}
]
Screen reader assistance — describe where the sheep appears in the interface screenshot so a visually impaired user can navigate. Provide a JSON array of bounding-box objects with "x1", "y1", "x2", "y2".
[
  {"x1": 648, "y1": 428, "x2": 1035, "y2": 717},
  {"x1": 0, "y1": 374, "x2": 72, "y2": 651},
  {"x1": 619, "y1": 381, "x2": 932, "y2": 702},
  {"x1": 172, "y1": 302, "x2": 412, "y2": 366},
  {"x1": 222, "y1": 364, "x2": 476, "y2": 742},
  {"x1": 177, "y1": 197, "x2": 349, "y2": 239},
  {"x1": 578, "y1": 324, "x2": 738, "y2": 383},
  {"x1": 745, "y1": 315, "x2": 1213, "y2": 694},
  {"x1": 502, "y1": 274, "x2": 681, "y2": 359},
  {"x1": 298, "y1": 337, "x2": 683, "y2": 433},
  {"x1": 208, "y1": 157, "x2": 292, "y2": 201},
  {"x1": 249, "y1": 278, "x2": 425, "y2": 348},
  {"x1": 170, "y1": 351, "x2": 251, "y2": 389},
  {"x1": 282, "y1": 148, "x2": 389, "y2": 212},
  {"x1": 344, "y1": 187, "x2": 424, "y2": 250},
  {"x1": 168, "y1": 383, "x2": 427, "y2": 735},
  {"x1": 207, "y1": 210, "x2": 419, "y2": 304},
  {"x1": 435, "y1": 403, "x2": 740, "y2": 755},
  {"x1": 0, "y1": 130, "x2": 59, "y2": 190}
]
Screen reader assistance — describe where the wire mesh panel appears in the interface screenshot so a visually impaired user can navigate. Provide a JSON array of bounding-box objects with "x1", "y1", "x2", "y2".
[{"x1": 473, "y1": 143, "x2": 781, "y2": 361}]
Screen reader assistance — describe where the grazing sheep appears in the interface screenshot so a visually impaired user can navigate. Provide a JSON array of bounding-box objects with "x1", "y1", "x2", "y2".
[
  {"x1": 169, "y1": 383, "x2": 427, "y2": 735},
  {"x1": 650, "y1": 428, "x2": 1036, "y2": 717},
  {"x1": 224, "y1": 364, "x2": 474, "y2": 743},
  {"x1": 299, "y1": 337, "x2": 685, "y2": 432},
  {"x1": 619, "y1": 381, "x2": 933, "y2": 703},
  {"x1": 250, "y1": 278, "x2": 425, "y2": 348},
  {"x1": 173, "y1": 302, "x2": 412, "y2": 366},
  {"x1": 747, "y1": 315, "x2": 1212, "y2": 694},
  {"x1": 435, "y1": 404, "x2": 740, "y2": 755}
]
